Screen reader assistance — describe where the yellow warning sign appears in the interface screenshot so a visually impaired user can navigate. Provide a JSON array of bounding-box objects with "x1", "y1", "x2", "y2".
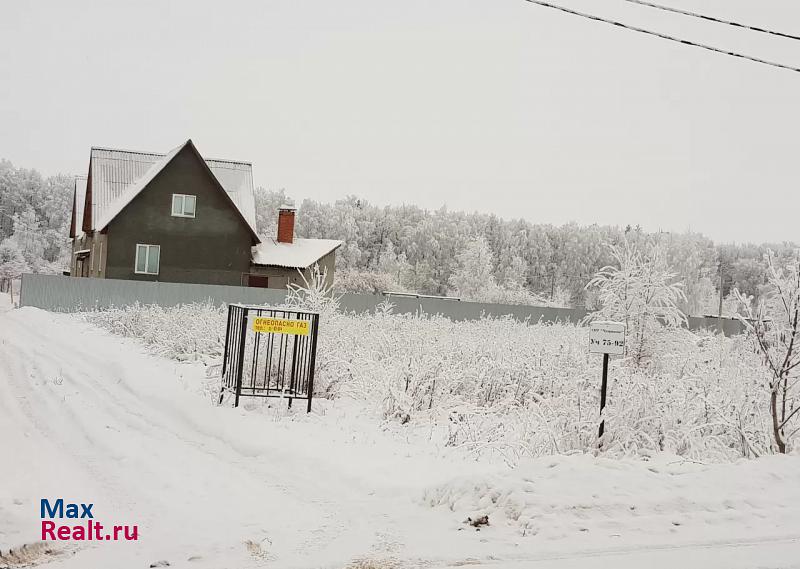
[{"x1": 251, "y1": 317, "x2": 310, "y2": 336}]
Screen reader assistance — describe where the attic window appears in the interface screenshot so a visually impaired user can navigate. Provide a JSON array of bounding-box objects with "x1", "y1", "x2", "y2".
[{"x1": 171, "y1": 194, "x2": 196, "y2": 218}]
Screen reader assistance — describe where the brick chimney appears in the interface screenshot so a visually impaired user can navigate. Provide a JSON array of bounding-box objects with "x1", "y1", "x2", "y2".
[{"x1": 277, "y1": 206, "x2": 296, "y2": 244}]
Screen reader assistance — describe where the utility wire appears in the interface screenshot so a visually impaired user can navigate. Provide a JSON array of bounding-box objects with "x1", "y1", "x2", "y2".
[
  {"x1": 522, "y1": 0, "x2": 800, "y2": 73},
  {"x1": 622, "y1": 0, "x2": 800, "y2": 42}
]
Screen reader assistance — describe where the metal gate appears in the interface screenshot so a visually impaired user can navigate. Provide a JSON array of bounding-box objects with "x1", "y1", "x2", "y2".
[{"x1": 219, "y1": 304, "x2": 320, "y2": 412}]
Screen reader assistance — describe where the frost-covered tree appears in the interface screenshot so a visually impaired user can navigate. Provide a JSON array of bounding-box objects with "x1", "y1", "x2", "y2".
[
  {"x1": 0, "y1": 239, "x2": 29, "y2": 294},
  {"x1": 692, "y1": 276, "x2": 720, "y2": 316},
  {"x1": 662, "y1": 231, "x2": 717, "y2": 316},
  {"x1": 11, "y1": 209, "x2": 45, "y2": 265},
  {"x1": 735, "y1": 250, "x2": 800, "y2": 454},
  {"x1": 585, "y1": 240, "x2": 687, "y2": 363},
  {"x1": 253, "y1": 187, "x2": 294, "y2": 238},
  {"x1": 0, "y1": 160, "x2": 72, "y2": 272},
  {"x1": 448, "y1": 236, "x2": 498, "y2": 301},
  {"x1": 499, "y1": 255, "x2": 527, "y2": 288},
  {"x1": 376, "y1": 241, "x2": 410, "y2": 284}
]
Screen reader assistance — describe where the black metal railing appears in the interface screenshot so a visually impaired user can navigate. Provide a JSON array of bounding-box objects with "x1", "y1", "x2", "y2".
[{"x1": 219, "y1": 304, "x2": 320, "y2": 412}]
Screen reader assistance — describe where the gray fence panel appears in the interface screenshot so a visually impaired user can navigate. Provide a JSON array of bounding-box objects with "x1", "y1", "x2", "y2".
[
  {"x1": 384, "y1": 296, "x2": 427, "y2": 315},
  {"x1": 19, "y1": 274, "x2": 745, "y2": 336},
  {"x1": 20, "y1": 274, "x2": 288, "y2": 311},
  {"x1": 338, "y1": 293, "x2": 388, "y2": 314},
  {"x1": 688, "y1": 315, "x2": 745, "y2": 336}
]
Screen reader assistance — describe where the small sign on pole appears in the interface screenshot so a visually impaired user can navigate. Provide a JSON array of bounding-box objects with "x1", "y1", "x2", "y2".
[
  {"x1": 589, "y1": 321, "x2": 626, "y2": 355},
  {"x1": 588, "y1": 321, "x2": 625, "y2": 445}
]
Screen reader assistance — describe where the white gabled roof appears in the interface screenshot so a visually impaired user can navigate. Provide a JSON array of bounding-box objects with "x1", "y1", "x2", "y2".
[
  {"x1": 72, "y1": 176, "x2": 87, "y2": 238},
  {"x1": 205, "y1": 159, "x2": 257, "y2": 236},
  {"x1": 94, "y1": 143, "x2": 183, "y2": 233},
  {"x1": 251, "y1": 238, "x2": 342, "y2": 269},
  {"x1": 84, "y1": 140, "x2": 258, "y2": 239}
]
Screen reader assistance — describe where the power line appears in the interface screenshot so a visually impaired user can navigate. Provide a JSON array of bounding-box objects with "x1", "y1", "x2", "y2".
[
  {"x1": 622, "y1": 0, "x2": 800, "y2": 42},
  {"x1": 521, "y1": 0, "x2": 800, "y2": 73}
]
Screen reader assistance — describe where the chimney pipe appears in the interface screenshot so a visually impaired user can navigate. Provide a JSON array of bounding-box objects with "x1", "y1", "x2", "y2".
[{"x1": 277, "y1": 206, "x2": 296, "y2": 244}]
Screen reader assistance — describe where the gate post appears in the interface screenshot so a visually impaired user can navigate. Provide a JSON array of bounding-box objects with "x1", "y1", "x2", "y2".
[
  {"x1": 306, "y1": 313, "x2": 320, "y2": 413},
  {"x1": 218, "y1": 304, "x2": 235, "y2": 405},
  {"x1": 234, "y1": 306, "x2": 248, "y2": 408}
]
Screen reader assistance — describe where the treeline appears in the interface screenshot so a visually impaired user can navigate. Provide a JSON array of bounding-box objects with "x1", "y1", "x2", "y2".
[
  {"x1": 259, "y1": 190, "x2": 797, "y2": 315},
  {"x1": 0, "y1": 159, "x2": 73, "y2": 289},
  {"x1": 0, "y1": 156, "x2": 795, "y2": 315}
]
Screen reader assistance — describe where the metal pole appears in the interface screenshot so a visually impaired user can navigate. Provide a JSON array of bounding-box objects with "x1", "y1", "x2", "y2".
[
  {"x1": 306, "y1": 313, "x2": 320, "y2": 413},
  {"x1": 218, "y1": 304, "x2": 234, "y2": 405},
  {"x1": 598, "y1": 353, "x2": 609, "y2": 442},
  {"x1": 234, "y1": 307, "x2": 248, "y2": 408}
]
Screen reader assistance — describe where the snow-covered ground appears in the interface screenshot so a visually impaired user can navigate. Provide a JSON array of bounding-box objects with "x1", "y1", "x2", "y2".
[{"x1": 2, "y1": 301, "x2": 800, "y2": 568}]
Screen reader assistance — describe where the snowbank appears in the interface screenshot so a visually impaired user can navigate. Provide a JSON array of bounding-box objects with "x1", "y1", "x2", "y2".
[{"x1": 422, "y1": 453, "x2": 800, "y2": 545}]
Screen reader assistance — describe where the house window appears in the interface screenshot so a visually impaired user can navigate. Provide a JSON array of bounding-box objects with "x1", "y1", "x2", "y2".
[
  {"x1": 171, "y1": 194, "x2": 196, "y2": 218},
  {"x1": 135, "y1": 244, "x2": 160, "y2": 275}
]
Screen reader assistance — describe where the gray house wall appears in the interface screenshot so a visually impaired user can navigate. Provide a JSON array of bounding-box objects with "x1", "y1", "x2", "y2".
[{"x1": 103, "y1": 144, "x2": 255, "y2": 286}]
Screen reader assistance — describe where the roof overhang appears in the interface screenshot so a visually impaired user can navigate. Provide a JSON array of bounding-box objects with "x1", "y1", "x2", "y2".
[{"x1": 251, "y1": 238, "x2": 343, "y2": 269}]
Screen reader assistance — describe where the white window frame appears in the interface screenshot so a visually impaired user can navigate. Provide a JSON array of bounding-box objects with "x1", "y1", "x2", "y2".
[
  {"x1": 171, "y1": 194, "x2": 196, "y2": 218},
  {"x1": 135, "y1": 244, "x2": 160, "y2": 275}
]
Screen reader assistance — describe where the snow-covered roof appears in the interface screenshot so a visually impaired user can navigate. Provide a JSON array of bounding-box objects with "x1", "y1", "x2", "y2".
[
  {"x1": 84, "y1": 141, "x2": 258, "y2": 238},
  {"x1": 93, "y1": 144, "x2": 183, "y2": 233},
  {"x1": 251, "y1": 238, "x2": 343, "y2": 269},
  {"x1": 71, "y1": 176, "x2": 87, "y2": 238}
]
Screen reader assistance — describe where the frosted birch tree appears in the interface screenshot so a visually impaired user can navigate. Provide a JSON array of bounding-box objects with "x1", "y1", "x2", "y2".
[
  {"x1": 448, "y1": 236, "x2": 498, "y2": 301},
  {"x1": 0, "y1": 239, "x2": 29, "y2": 295},
  {"x1": 585, "y1": 240, "x2": 687, "y2": 363},
  {"x1": 735, "y1": 251, "x2": 800, "y2": 454}
]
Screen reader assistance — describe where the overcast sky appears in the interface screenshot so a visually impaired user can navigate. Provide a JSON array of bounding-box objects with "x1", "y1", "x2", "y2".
[{"x1": 1, "y1": 0, "x2": 799, "y2": 244}]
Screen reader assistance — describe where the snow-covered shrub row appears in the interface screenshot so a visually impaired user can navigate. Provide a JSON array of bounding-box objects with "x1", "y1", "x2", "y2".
[
  {"x1": 84, "y1": 302, "x2": 227, "y2": 363},
  {"x1": 318, "y1": 310, "x2": 772, "y2": 462},
  {"x1": 84, "y1": 302, "x2": 774, "y2": 463}
]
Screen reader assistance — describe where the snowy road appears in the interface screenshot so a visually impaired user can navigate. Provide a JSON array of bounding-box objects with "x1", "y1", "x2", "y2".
[{"x1": 2, "y1": 303, "x2": 800, "y2": 568}]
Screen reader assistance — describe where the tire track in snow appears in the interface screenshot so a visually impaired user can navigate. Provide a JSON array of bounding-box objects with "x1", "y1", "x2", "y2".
[
  {"x1": 444, "y1": 533, "x2": 800, "y2": 569},
  {"x1": 0, "y1": 310, "x2": 397, "y2": 567},
  {"x1": 1, "y1": 313, "x2": 318, "y2": 559}
]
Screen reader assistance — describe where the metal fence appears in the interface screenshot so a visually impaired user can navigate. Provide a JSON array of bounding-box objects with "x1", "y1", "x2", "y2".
[
  {"x1": 219, "y1": 304, "x2": 320, "y2": 411},
  {"x1": 19, "y1": 273, "x2": 745, "y2": 336},
  {"x1": 20, "y1": 273, "x2": 287, "y2": 311}
]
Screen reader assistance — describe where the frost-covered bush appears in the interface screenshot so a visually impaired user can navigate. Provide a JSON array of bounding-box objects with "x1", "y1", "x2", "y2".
[
  {"x1": 84, "y1": 297, "x2": 776, "y2": 464},
  {"x1": 285, "y1": 264, "x2": 340, "y2": 319},
  {"x1": 333, "y1": 268, "x2": 404, "y2": 294},
  {"x1": 84, "y1": 301, "x2": 227, "y2": 362},
  {"x1": 318, "y1": 309, "x2": 772, "y2": 463},
  {"x1": 585, "y1": 240, "x2": 687, "y2": 364}
]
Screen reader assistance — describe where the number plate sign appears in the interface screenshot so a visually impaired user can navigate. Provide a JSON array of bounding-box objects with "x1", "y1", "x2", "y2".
[{"x1": 589, "y1": 321, "x2": 626, "y2": 355}]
